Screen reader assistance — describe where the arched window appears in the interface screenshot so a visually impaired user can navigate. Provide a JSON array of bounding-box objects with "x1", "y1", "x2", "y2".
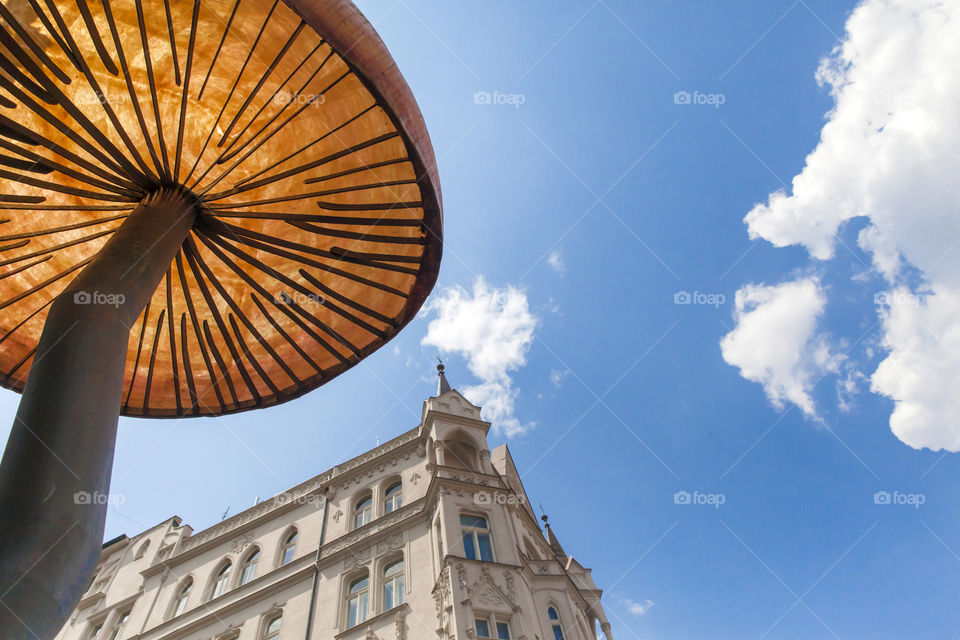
[
  {"x1": 171, "y1": 578, "x2": 192, "y2": 618},
  {"x1": 346, "y1": 574, "x2": 369, "y2": 628},
  {"x1": 210, "y1": 561, "x2": 232, "y2": 599},
  {"x1": 446, "y1": 436, "x2": 478, "y2": 471},
  {"x1": 382, "y1": 559, "x2": 405, "y2": 610},
  {"x1": 239, "y1": 548, "x2": 259, "y2": 585},
  {"x1": 280, "y1": 529, "x2": 297, "y2": 566},
  {"x1": 262, "y1": 614, "x2": 282, "y2": 640},
  {"x1": 384, "y1": 481, "x2": 403, "y2": 514},
  {"x1": 460, "y1": 514, "x2": 493, "y2": 561},
  {"x1": 134, "y1": 540, "x2": 150, "y2": 560},
  {"x1": 548, "y1": 607, "x2": 565, "y2": 640},
  {"x1": 354, "y1": 495, "x2": 373, "y2": 529},
  {"x1": 107, "y1": 610, "x2": 130, "y2": 640}
]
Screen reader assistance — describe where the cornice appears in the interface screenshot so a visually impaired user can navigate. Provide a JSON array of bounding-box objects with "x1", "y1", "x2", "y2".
[
  {"x1": 319, "y1": 498, "x2": 428, "y2": 561},
  {"x1": 422, "y1": 407, "x2": 491, "y2": 433},
  {"x1": 143, "y1": 486, "x2": 329, "y2": 574},
  {"x1": 133, "y1": 557, "x2": 314, "y2": 640}
]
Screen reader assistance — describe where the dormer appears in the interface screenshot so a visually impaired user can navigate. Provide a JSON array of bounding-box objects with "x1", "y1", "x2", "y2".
[{"x1": 421, "y1": 363, "x2": 492, "y2": 473}]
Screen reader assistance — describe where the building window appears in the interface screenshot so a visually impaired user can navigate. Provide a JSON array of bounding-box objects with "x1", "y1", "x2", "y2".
[
  {"x1": 210, "y1": 561, "x2": 232, "y2": 599},
  {"x1": 475, "y1": 615, "x2": 511, "y2": 639},
  {"x1": 280, "y1": 529, "x2": 297, "y2": 566},
  {"x1": 548, "y1": 607, "x2": 565, "y2": 640},
  {"x1": 354, "y1": 495, "x2": 372, "y2": 529},
  {"x1": 382, "y1": 559, "x2": 405, "y2": 610},
  {"x1": 171, "y1": 578, "x2": 192, "y2": 618},
  {"x1": 383, "y1": 481, "x2": 403, "y2": 514},
  {"x1": 107, "y1": 610, "x2": 130, "y2": 640},
  {"x1": 262, "y1": 614, "x2": 282, "y2": 640},
  {"x1": 460, "y1": 514, "x2": 494, "y2": 561},
  {"x1": 240, "y1": 549, "x2": 259, "y2": 585},
  {"x1": 346, "y1": 574, "x2": 369, "y2": 628},
  {"x1": 88, "y1": 623, "x2": 103, "y2": 639}
]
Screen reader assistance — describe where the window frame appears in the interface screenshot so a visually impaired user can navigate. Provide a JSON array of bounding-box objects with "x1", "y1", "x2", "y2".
[
  {"x1": 460, "y1": 513, "x2": 494, "y2": 562},
  {"x1": 209, "y1": 560, "x2": 232, "y2": 600},
  {"x1": 170, "y1": 577, "x2": 193, "y2": 619},
  {"x1": 547, "y1": 605, "x2": 565, "y2": 640},
  {"x1": 261, "y1": 612, "x2": 282, "y2": 640},
  {"x1": 345, "y1": 572, "x2": 370, "y2": 629},
  {"x1": 279, "y1": 528, "x2": 298, "y2": 566},
  {"x1": 353, "y1": 494, "x2": 373, "y2": 530},
  {"x1": 239, "y1": 547, "x2": 260, "y2": 586},
  {"x1": 107, "y1": 609, "x2": 131, "y2": 640},
  {"x1": 381, "y1": 557, "x2": 405, "y2": 611},
  {"x1": 474, "y1": 613, "x2": 512, "y2": 639},
  {"x1": 383, "y1": 480, "x2": 403, "y2": 515}
]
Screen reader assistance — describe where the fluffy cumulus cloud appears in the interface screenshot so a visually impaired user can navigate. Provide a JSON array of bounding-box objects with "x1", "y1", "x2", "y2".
[
  {"x1": 422, "y1": 277, "x2": 538, "y2": 437},
  {"x1": 721, "y1": 278, "x2": 841, "y2": 419},
  {"x1": 731, "y1": 0, "x2": 960, "y2": 449}
]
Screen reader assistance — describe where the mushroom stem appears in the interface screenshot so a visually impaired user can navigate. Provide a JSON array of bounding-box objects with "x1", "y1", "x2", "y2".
[{"x1": 0, "y1": 189, "x2": 197, "y2": 640}]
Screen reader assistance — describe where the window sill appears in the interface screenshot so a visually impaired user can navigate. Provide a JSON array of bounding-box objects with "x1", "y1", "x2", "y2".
[{"x1": 335, "y1": 602, "x2": 410, "y2": 639}]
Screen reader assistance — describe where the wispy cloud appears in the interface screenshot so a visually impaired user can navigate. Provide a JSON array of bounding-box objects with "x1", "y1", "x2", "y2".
[
  {"x1": 547, "y1": 248, "x2": 566, "y2": 275},
  {"x1": 615, "y1": 594, "x2": 655, "y2": 616}
]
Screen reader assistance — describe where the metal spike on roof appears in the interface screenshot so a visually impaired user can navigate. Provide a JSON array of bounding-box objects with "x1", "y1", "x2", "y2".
[
  {"x1": 437, "y1": 358, "x2": 452, "y2": 395},
  {"x1": 541, "y1": 513, "x2": 569, "y2": 564}
]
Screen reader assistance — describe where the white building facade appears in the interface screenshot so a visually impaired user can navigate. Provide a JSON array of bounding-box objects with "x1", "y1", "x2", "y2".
[{"x1": 58, "y1": 370, "x2": 614, "y2": 640}]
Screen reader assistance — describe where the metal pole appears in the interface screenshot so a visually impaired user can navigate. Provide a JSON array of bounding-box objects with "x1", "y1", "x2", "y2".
[{"x1": 0, "y1": 189, "x2": 197, "y2": 640}]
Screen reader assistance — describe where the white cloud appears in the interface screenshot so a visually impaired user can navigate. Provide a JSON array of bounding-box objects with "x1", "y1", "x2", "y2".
[
  {"x1": 422, "y1": 277, "x2": 538, "y2": 437},
  {"x1": 614, "y1": 595, "x2": 654, "y2": 616},
  {"x1": 871, "y1": 286, "x2": 960, "y2": 450},
  {"x1": 549, "y1": 368, "x2": 570, "y2": 388},
  {"x1": 547, "y1": 248, "x2": 565, "y2": 275},
  {"x1": 732, "y1": 0, "x2": 960, "y2": 450},
  {"x1": 721, "y1": 278, "x2": 842, "y2": 420}
]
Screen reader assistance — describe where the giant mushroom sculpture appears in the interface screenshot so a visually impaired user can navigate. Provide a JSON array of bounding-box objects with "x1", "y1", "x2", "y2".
[{"x1": 0, "y1": 1, "x2": 442, "y2": 637}]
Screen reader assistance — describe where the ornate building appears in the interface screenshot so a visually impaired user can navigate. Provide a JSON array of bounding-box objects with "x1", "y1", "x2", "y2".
[{"x1": 57, "y1": 368, "x2": 614, "y2": 640}]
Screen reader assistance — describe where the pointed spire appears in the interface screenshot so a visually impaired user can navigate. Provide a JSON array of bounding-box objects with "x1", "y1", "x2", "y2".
[
  {"x1": 437, "y1": 358, "x2": 451, "y2": 395},
  {"x1": 541, "y1": 513, "x2": 568, "y2": 565}
]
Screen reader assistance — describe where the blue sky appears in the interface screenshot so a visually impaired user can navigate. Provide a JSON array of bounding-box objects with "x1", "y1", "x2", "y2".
[{"x1": 3, "y1": 0, "x2": 959, "y2": 637}]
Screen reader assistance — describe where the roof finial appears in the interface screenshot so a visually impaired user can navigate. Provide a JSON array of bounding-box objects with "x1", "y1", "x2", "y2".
[
  {"x1": 540, "y1": 506, "x2": 568, "y2": 563},
  {"x1": 436, "y1": 356, "x2": 452, "y2": 395}
]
